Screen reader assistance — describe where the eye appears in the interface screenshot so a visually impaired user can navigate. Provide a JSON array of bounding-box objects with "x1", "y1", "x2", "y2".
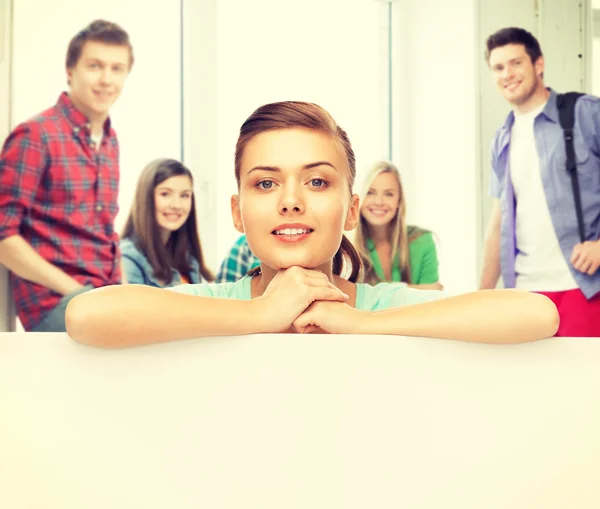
[
  {"x1": 257, "y1": 180, "x2": 274, "y2": 190},
  {"x1": 309, "y1": 178, "x2": 327, "y2": 188}
]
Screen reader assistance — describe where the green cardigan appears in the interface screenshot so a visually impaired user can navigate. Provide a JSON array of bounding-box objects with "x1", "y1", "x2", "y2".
[{"x1": 367, "y1": 226, "x2": 439, "y2": 284}]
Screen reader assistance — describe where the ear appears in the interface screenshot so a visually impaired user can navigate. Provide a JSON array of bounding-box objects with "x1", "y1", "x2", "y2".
[
  {"x1": 344, "y1": 193, "x2": 360, "y2": 231},
  {"x1": 534, "y1": 55, "x2": 545, "y2": 79},
  {"x1": 231, "y1": 194, "x2": 244, "y2": 233},
  {"x1": 66, "y1": 67, "x2": 73, "y2": 86}
]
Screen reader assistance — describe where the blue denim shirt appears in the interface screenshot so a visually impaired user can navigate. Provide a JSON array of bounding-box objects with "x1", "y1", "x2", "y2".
[
  {"x1": 490, "y1": 89, "x2": 600, "y2": 298},
  {"x1": 120, "y1": 237, "x2": 202, "y2": 288}
]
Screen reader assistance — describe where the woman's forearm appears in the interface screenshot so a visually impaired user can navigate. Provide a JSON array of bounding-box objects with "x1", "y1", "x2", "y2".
[
  {"x1": 66, "y1": 285, "x2": 267, "y2": 348},
  {"x1": 356, "y1": 290, "x2": 559, "y2": 343},
  {"x1": 408, "y1": 283, "x2": 444, "y2": 290}
]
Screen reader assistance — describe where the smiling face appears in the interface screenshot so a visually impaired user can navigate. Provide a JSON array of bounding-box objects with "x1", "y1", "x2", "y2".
[
  {"x1": 67, "y1": 40, "x2": 130, "y2": 123},
  {"x1": 488, "y1": 43, "x2": 545, "y2": 111},
  {"x1": 154, "y1": 175, "x2": 193, "y2": 238},
  {"x1": 232, "y1": 128, "x2": 359, "y2": 273},
  {"x1": 360, "y1": 171, "x2": 400, "y2": 228}
]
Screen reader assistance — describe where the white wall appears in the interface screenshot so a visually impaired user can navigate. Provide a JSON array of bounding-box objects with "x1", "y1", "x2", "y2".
[{"x1": 394, "y1": 0, "x2": 479, "y2": 293}]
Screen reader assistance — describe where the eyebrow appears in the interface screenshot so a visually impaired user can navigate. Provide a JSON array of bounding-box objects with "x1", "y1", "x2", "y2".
[
  {"x1": 84, "y1": 58, "x2": 127, "y2": 67},
  {"x1": 369, "y1": 187, "x2": 397, "y2": 193},
  {"x1": 156, "y1": 186, "x2": 193, "y2": 192},
  {"x1": 493, "y1": 57, "x2": 524, "y2": 68},
  {"x1": 247, "y1": 161, "x2": 338, "y2": 174}
]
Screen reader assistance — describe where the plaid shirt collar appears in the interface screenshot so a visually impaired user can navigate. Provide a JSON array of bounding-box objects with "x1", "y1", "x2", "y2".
[{"x1": 57, "y1": 91, "x2": 113, "y2": 136}]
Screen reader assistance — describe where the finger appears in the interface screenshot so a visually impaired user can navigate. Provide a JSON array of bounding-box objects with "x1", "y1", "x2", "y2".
[
  {"x1": 302, "y1": 269, "x2": 331, "y2": 281},
  {"x1": 293, "y1": 314, "x2": 310, "y2": 332},
  {"x1": 305, "y1": 278, "x2": 345, "y2": 293},
  {"x1": 572, "y1": 255, "x2": 586, "y2": 270},
  {"x1": 311, "y1": 288, "x2": 349, "y2": 302},
  {"x1": 571, "y1": 252, "x2": 580, "y2": 265},
  {"x1": 587, "y1": 263, "x2": 599, "y2": 276},
  {"x1": 292, "y1": 320, "x2": 308, "y2": 334}
]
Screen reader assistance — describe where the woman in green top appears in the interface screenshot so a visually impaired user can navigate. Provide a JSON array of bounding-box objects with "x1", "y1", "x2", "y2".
[{"x1": 355, "y1": 161, "x2": 442, "y2": 289}]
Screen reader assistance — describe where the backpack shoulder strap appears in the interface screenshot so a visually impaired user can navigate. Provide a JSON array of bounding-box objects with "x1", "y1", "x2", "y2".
[
  {"x1": 556, "y1": 92, "x2": 584, "y2": 137},
  {"x1": 556, "y1": 92, "x2": 586, "y2": 242}
]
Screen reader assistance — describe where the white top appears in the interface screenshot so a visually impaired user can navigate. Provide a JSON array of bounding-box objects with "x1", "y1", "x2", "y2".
[{"x1": 510, "y1": 102, "x2": 578, "y2": 291}]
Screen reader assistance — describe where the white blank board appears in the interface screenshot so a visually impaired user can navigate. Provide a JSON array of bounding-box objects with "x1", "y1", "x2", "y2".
[{"x1": 1, "y1": 332, "x2": 599, "y2": 508}]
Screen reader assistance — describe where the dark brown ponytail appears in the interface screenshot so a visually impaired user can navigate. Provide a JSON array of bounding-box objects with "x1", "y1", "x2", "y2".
[{"x1": 333, "y1": 234, "x2": 363, "y2": 283}]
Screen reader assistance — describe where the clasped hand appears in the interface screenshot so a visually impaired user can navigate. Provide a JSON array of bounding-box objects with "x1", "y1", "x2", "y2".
[
  {"x1": 254, "y1": 267, "x2": 363, "y2": 334},
  {"x1": 571, "y1": 240, "x2": 600, "y2": 275}
]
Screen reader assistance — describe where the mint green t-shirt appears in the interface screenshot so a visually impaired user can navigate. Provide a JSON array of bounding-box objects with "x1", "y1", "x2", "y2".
[{"x1": 170, "y1": 276, "x2": 445, "y2": 311}]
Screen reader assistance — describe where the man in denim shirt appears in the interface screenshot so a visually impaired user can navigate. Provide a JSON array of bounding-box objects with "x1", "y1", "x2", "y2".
[{"x1": 480, "y1": 27, "x2": 600, "y2": 337}]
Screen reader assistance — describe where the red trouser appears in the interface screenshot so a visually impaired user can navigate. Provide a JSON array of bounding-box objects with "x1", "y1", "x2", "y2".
[{"x1": 535, "y1": 289, "x2": 600, "y2": 337}]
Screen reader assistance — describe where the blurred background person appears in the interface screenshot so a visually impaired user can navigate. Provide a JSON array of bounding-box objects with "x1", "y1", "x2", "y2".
[
  {"x1": 120, "y1": 158, "x2": 214, "y2": 287},
  {"x1": 354, "y1": 161, "x2": 442, "y2": 289},
  {"x1": 216, "y1": 234, "x2": 260, "y2": 283}
]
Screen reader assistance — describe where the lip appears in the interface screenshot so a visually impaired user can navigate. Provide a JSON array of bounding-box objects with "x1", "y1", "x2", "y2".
[
  {"x1": 504, "y1": 81, "x2": 521, "y2": 91},
  {"x1": 271, "y1": 223, "x2": 313, "y2": 233},
  {"x1": 271, "y1": 223, "x2": 314, "y2": 243},
  {"x1": 93, "y1": 90, "x2": 113, "y2": 99},
  {"x1": 367, "y1": 208, "x2": 389, "y2": 216}
]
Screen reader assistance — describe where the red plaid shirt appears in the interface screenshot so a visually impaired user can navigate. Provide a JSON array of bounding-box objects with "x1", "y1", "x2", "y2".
[{"x1": 0, "y1": 92, "x2": 122, "y2": 330}]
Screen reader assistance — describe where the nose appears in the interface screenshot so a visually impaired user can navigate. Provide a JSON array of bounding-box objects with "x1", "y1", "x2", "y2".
[
  {"x1": 373, "y1": 193, "x2": 384, "y2": 206},
  {"x1": 279, "y1": 180, "x2": 304, "y2": 214},
  {"x1": 169, "y1": 196, "x2": 184, "y2": 210},
  {"x1": 100, "y1": 68, "x2": 113, "y2": 85},
  {"x1": 501, "y1": 66, "x2": 514, "y2": 82}
]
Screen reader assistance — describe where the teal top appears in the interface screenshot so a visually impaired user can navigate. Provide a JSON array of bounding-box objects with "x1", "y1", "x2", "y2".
[{"x1": 170, "y1": 275, "x2": 445, "y2": 311}]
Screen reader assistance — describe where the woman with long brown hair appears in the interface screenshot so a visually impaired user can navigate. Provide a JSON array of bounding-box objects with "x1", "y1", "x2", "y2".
[
  {"x1": 120, "y1": 158, "x2": 214, "y2": 287},
  {"x1": 355, "y1": 161, "x2": 442, "y2": 290}
]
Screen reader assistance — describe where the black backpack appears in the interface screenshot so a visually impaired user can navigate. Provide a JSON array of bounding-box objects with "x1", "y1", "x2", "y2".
[{"x1": 556, "y1": 92, "x2": 586, "y2": 243}]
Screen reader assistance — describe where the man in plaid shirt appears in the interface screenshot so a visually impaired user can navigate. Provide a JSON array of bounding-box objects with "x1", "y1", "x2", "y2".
[
  {"x1": 0, "y1": 20, "x2": 133, "y2": 331},
  {"x1": 216, "y1": 234, "x2": 261, "y2": 282}
]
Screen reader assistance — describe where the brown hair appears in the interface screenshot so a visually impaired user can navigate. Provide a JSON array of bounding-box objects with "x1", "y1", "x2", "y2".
[
  {"x1": 66, "y1": 19, "x2": 134, "y2": 71},
  {"x1": 354, "y1": 161, "x2": 429, "y2": 285},
  {"x1": 484, "y1": 27, "x2": 542, "y2": 65},
  {"x1": 121, "y1": 158, "x2": 214, "y2": 284},
  {"x1": 234, "y1": 101, "x2": 362, "y2": 282}
]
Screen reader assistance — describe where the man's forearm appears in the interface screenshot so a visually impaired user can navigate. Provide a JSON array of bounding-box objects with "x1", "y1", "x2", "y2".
[
  {"x1": 479, "y1": 235, "x2": 501, "y2": 289},
  {"x1": 0, "y1": 234, "x2": 83, "y2": 295}
]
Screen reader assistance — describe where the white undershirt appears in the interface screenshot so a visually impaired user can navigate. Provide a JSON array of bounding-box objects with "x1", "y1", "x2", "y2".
[
  {"x1": 510, "y1": 103, "x2": 578, "y2": 291},
  {"x1": 90, "y1": 132, "x2": 103, "y2": 150}
]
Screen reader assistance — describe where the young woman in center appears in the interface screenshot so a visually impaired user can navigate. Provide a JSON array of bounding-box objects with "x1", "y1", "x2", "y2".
[
  {"x1": 66, "y1": 101, "x2": 559, "y2": 348},
  {"x1": 355, "y1": 161, "x2": 442, "y2": 290}
]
